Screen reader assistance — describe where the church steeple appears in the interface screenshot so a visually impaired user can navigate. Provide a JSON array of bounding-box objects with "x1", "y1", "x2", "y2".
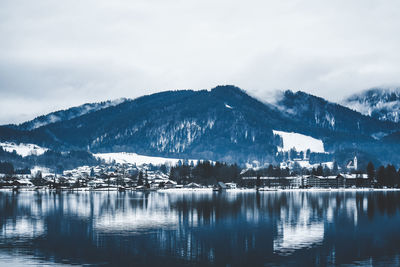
[{"x1": 353, "y1": 156, "x2": 358, "y2": 170}]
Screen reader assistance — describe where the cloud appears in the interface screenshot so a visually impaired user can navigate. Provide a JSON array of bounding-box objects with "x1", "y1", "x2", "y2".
[{"x1": 1, "y1": 0, "x2": 400, "y2": 124}]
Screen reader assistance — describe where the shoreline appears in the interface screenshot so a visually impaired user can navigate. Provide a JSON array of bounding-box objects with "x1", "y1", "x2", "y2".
[{"x1": 1, "y1": 187, "x2": 400, "y2": 193}]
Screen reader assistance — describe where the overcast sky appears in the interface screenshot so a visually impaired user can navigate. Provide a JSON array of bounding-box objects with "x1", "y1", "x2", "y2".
[{"x1": 1, "y1": 0, "x2": 400, "y2": 124}]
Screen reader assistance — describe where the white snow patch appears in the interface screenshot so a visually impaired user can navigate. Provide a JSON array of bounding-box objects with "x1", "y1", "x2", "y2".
[
  {"x1": 30, "y1": 166, "x2": 52, "y2": 176},
  {"x1": 225, "y1": 103, "x2": 233, "y2": 109},
  {"x1": 273, "y1": 130, "x2": 324, "y2": 153},
  {"x1": 0, "y1": 142, "x2": 48, "y2": 157},
  {"x1": 282, "y1": 160, "x2": 333, "y2": 169},
  {"x1": 94, "y1": 152, "x2": 199, "y2": 166}
]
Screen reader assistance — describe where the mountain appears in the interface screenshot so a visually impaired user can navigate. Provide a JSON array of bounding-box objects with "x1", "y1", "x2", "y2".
[
  {"x1": 1, "y1": 86, "x2": 290, "y2": 164},
  {"x1": 1, "y1": 85, "x2": 399, "y2": 166},
  {"x1": 273, "y1": 90, "x2": 399, "y2": 142},
  {"x1": 9, "y1": 98, "x2": 127, "y2": 130},
  {"x1": 343, "y1": 87, "x2": 400, "y2": 123}
]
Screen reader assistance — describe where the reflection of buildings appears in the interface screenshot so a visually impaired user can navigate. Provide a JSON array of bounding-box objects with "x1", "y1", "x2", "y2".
[
  {"x1": 274, "y1": 221, "x2": 324, "y2": 255},
  {"x1": 1, "y1": 218, "x2": 44, "y2": 239},
  {"x1": 0, "y1": 190, "x2": 378, "y2": 266},
  {"x1": 273, "y1": 202, "x2": 324, "y2": 255}
]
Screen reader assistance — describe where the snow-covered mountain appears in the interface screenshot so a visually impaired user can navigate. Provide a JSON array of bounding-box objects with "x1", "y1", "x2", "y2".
[
  {"x1": 1, "y1": 86, "x2": 399, "y2": 165},
  {"x1": 272, "y1": 90, "x2": 397, "y2": 135},
  {"x1": 12, "y1": 98, "x2": 127, "y2": 130},
  {"x1": 343, "y1": 87, "x2": 400, "y2": 123}
]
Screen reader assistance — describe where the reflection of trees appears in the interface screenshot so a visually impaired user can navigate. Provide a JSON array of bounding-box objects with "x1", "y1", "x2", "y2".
[{"x1": 1, "y1": 191, "x2": 400, "y2": 265}]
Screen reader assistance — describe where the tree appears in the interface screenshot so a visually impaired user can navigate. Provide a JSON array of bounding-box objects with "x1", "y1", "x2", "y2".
[
  {"x1": 137, "y1": 171, "x2": 144, "y2": 186},
  {"x1": 289, "y1": 148, "x2": 297, "y2": 160},
  {"x1": 144, "y1": 170, "x2": 150, "y2": 188},
  {"x1": 332, "y1": 161, "x2": 339, "y2": 175},
  {"x1": 32, "y1": 171, "x2": 45, "y2": 186},
  {"x1": 256, "y1": 174, "x2": 261, "y2": 188},
  {"x1": 90, "y1": 168, "x2": 95, "y2": 177},
  {"x1": 267, "y1": 164, "x2": 274, "y2": 177},
  {"x1": 316, "y1": 165, "x2": 324, "y2": 176},
  {"x1": 323, "y1": 165, "x2": 331, "y2": 177},
  {"x1": 0, "y1": 162, "x2": 14, "y2": 175},
  {"x1": 160, "y1": 164, "x2": 168, "y2": 174},
  {"x1": 366, "y1": 162, "x2": 375, "y2": 182},
  {"x1": 306, "y1": 149, "x2": 311, "y2": 159},
  {"x1": 385, "y1": 165, "x2": 398, "y2": 188},
  {"x1": 292, "y1": 162, "x2": 301, "y2": 175},
  {"x1": 377, "y1": 166, "x2": 385, "y2": 187}
]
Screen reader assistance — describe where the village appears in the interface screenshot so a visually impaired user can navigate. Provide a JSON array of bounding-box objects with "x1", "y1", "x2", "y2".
[{"x1": 0, "y1": 156, "x2": 393, "y2": 192}]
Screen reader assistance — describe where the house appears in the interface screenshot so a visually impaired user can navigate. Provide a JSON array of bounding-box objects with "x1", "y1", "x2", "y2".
[
  {"x1": 164, "y1": 180, "x2": 177, "y2": 189},
  {"x1": 215, "y1": 182, "x2": 227, "y2": 191},
  {"x1": 303, "y1": 175, "x2": 345, "y2": 188},
  {"x1": 241, "y1": 176, "x2": 300, "y2": 188},
  {"x1": 304, "y1": 175, "x2": 323, "y2": 188},
  {"x1": 184, "y1": 182, "x2": 201, "y2": 188},
  {"x1": 337, "y1": 173, "x2": 370, "y2": 187},
  {"x1": 225, "y1": 182, "x2": 237, "y2": 189},
  {"x1": 14, "y1": 178, "x2": 34, "y2": 187},
  {"x1": 88, "y1": 179, "x2": 107, "y2": 188}
]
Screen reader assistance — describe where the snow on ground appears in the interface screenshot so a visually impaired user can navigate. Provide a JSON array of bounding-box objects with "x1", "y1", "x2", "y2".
[
  {"x1": 0, "y1": 142, "x2": 48, "y2": 157},
  {"x1": 225, "y1": 103, "x2": 233, "y2": 109},
  {"x1": 273, "y1": 130, "x2": 325, "y2": 153},
  {"x1": 30, "y1": 166, "x2": 52, "y2": 176},
  {"x1": 94, "y1": 152, "x2": 198, "y2": 166},
  {"x1": 285, "y1": 160, "x2": 333, "y2": 169}
]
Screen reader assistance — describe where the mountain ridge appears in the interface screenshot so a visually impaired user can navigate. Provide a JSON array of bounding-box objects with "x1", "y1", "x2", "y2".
[
  {"x1": 343, "y1": 87, "x2": 400, "y2": 123},
  {"x1": 1, "y1": 85, "x2": 399, "y2": 165},
  {"x1": 8, "y1": 98, "x2": 128, "y2": 131}
]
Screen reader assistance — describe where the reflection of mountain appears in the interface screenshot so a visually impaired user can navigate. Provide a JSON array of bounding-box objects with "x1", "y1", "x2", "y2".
[{"x1": 1, "y1": 191, "x2": 400, "y2": 266}]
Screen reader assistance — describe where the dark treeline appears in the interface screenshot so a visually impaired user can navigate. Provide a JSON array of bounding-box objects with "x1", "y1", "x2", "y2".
[
  {"x1": 0, "y1": 147, "x2": 101, "y2": 173},
  {"x1": 367, "y1": 162, "x2": 400, "y2": 188},
  {"x1": 169, "y1": 161, "x2": 241, "y2": 185},
  {"x1": 0, "y1": 161, "x2": 31, "y2": 175}
]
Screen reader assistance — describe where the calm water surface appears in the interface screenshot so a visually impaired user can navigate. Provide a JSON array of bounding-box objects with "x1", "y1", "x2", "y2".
[{"x1": 1, "y1": 190, "x2": 400, "y2": 266}]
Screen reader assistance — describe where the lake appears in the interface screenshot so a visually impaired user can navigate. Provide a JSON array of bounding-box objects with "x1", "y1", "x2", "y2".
[{"x1": 1, "y1": 190, "x2": 400, "y2": 266}]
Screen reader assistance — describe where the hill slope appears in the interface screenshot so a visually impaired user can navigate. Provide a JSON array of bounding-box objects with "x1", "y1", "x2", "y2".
[
  {"x1": 343, "y1": 87, "x2": 400, "y2": 123},
  {"x1": 9, "y1": 98, "x2": 127, "y2": 130},
  {"x1": 1, "y1": 86, "x2": 399, "y2": 165}
]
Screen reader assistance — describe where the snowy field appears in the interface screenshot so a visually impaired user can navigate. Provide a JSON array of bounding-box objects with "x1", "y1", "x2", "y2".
[
  {"x1": 94, "y1": 152, "x2": 198, "y2": 166},
  {"x1": 0, "y1": 142, "x2": 48, "y2": 157},
  {"x1": 273, "y1": 130, "x2": 325, "y2": 153}
]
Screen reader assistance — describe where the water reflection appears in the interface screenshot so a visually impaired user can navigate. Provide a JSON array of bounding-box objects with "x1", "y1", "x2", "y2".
[{"x1": 1, "y1": 191, "x2": 400, "y2": 266}]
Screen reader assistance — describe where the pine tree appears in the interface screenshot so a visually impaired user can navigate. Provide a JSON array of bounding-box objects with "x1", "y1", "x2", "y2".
[
  {"x1": 316, "y1": 165, "x2": 324, "y2": 176},
  {"x1": 377, "y1": 166, "x2": 385, "y2": 187},
  {"x1": 385, "y1": 165, "x2": 398, "y2": 188},
  {"x1": 332, "y1": 161, "x2": 339, "y2": 175},
  {"x1": 145, "y1": 170, "x2": 149, "y2": 188},
  {"x1": 137, "y1": 171, "x2": 144, "y2": 186},
  {"x1": 366, "y1": 162, "x2": 375, "y2": 182},
  {"x1": 256, "y1": 174, "x2": 261, "y2": 188}
]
